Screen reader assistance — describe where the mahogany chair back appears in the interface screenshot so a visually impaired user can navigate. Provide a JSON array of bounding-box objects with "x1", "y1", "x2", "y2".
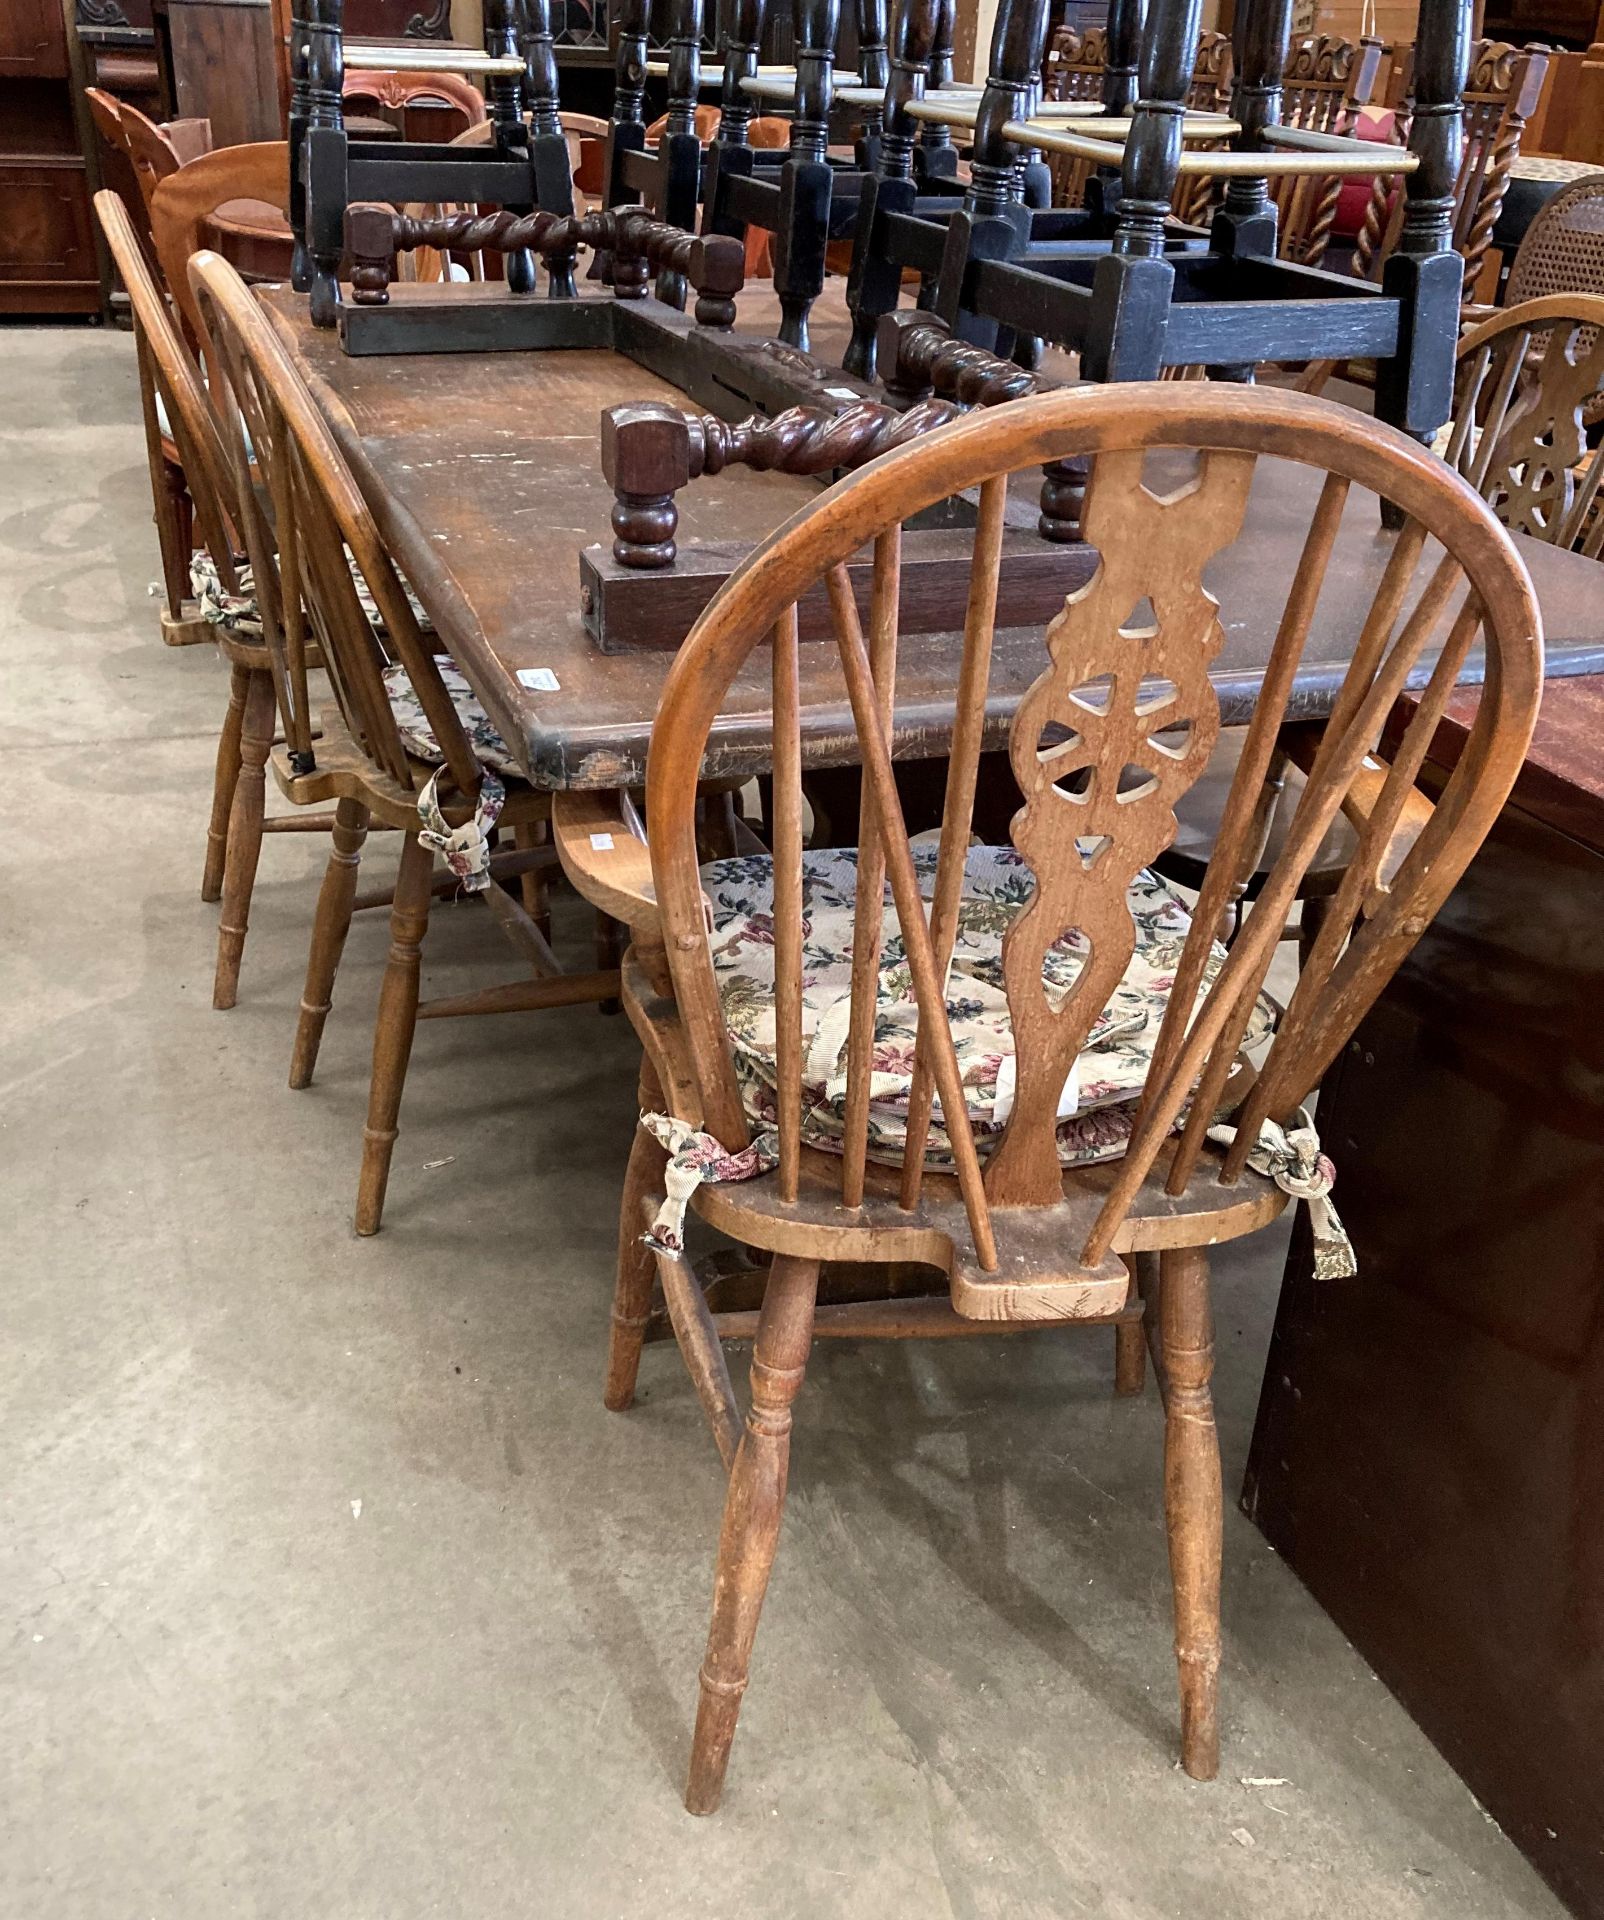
[
  {"x1": 1272, "y1": 33, "x2": 1387, "y2": 266},
  {"x1": 1352, "y1": 39, "x2": 1549, "y2": 308},
  {"x1": 342, "y1": 67, "x2": 487, "y2": 143},
  {"x1": 94, "y1": 190, "x2": 239, "y2": 594},
  {"x1": 1446, "y1": 293, "x2": 1604, "y2": 556},
  {"x1": 85, "y1": 88, "x2": 158, "y2": 272},
  {"x1": 119, "y1": 96, "x2": 214, "y2": 226},
  {"x1": 643, "y1": 384, "x2": 1542, "y2": 1280},
  {"x1": 187, "y1": 250, "x2": 489, "y2": 805},
  {"x1": 150, "y1": 142, "x2": 291, "y2": 373}
]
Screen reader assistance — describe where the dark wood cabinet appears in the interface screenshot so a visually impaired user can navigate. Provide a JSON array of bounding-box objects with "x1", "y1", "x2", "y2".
[
  {"x1": 0, "y1": 0, "x2": 99, "y2": 313},
  {"x1": 1245, "y1": 674, "x2": 1604, "y2": 1920}
]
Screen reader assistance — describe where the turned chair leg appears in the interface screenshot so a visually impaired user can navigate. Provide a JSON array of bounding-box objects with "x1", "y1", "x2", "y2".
[
  {"x1": 685, "y1": 1252, "x2": 820, "y2": 1816},
  {"x1": 355, "y1": 831, "x2": 434, "y2": 1236},
  {"x1": 604, "y1": 1061, "x2": 669, "y2": 1411},
  {"x1": 513, "y1": 820, "x2": 552, "y2": 946},
  {"x1": 202, "y1": 662, "x2": 249, "y2": 903},
  {"x1": 1160, "y1": 1245, "x2": 1223, "y2": 1781},
  {"x1": 290, "y1": 796, "x2": 371, "y2": 1090},
  {"x1": 212, "y1": 666, "x2": 276, "y2": 1010}
]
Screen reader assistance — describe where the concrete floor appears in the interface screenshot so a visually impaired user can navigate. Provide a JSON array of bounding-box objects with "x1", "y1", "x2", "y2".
[{"x1": 0, "y1": 322, "x2": 1570, "y2": 1920}]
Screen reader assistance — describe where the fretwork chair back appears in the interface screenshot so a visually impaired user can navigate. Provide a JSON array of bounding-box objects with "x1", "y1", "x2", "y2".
[
  {"x1": 1270, "y1": 33, "x2": 1387, "y2": 268},
  {"x1": 1444, "y1": 293, "x2": 1604, "y2": 556},
  {"x1": 189, "y1": 251, "x2": 620, "y2": 1234},
  {"x1": 85, "y1": 88, "x2": 163, "y2": 281},
  {"x1": 96, "y1": 190, "x2": 311, "y2": 1018},
  {"x1": 559, "y1": 382, "x2": 1542, "y2": 1814},
  {"x1": 1161, "y1": 291, "x2": 1604, "y2": 945},
  {"x1": 1351, "y1": 39, "x2": 1548, "y2": 311}
]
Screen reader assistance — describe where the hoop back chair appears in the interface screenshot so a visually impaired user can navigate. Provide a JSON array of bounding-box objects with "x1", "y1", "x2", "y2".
[
  {"x1": 559, "y1": 383, "x2": 1542, "y2": 1814},
  {"x1": 189, "y1": 252, "x2": 620, "y2": 1234},
  {"x1": 1445, "y1": 293, "x2": 1604, "y2": 556},
  {"x1": 94, "y1": 187, "x2": 237, "y2": 646},
  {"x1": 151, "y1": 142, "x2": 292, "y2": 381}
]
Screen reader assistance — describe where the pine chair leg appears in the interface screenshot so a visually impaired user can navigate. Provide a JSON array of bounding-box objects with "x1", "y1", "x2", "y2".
[
  {"x1": 685, "y1": 1253, "x2": 820, "y2": 1816},
  {"x1": 212, "y1": 667, "x2": 275, "y2": 1011},
  {"x1": 604, "y1": 1062, "x2": 669, "y2": 1411},
  {"x1": 1114, "y1": 1319, "x2": 1147, "y2": 1396},
  {"x1": 513, "y1": 821, "x2": 552, "y2": 945},
  {"x1": 290, "y1": 796, "x2": 371, "y2": 1090},
  {"x1": 1160, "y1": 1245, "x2": 1222, "y2": 1781},
  {"x1": 355, "y1": 831, "x2": 434, "y2": 1236},
  {"x1": 202, "y1": 663, "x2": 249, "y2": 902}
]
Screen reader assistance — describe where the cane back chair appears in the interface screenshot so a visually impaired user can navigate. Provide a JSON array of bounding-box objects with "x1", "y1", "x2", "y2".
[
  {"x1": 190, "y1": 252, "x2": 621, "y2": 1234},
  {"x1": 556, "y1": 383, "x2": 1542, "y2": 1813}
]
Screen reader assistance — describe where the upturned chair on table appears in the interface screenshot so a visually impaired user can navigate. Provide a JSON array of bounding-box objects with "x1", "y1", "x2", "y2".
[
  {"x1": 190, "y1": 253, "x2": 621, "y2": 1235},
  {"x1": 1162, "y1": 290, "x2": 1604, "y2": 940},
  {"x1": 555, "y1": 382, "x2": 1542, "y2": 1813}
]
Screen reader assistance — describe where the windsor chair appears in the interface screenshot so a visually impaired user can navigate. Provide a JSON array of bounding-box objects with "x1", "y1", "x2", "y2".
[
  {"x1": 190, "y1": 251, "x2": 620, "y2": 1234},
  {"x1": 97, "y1": 189, "x2": 339, "y2": 1016},
  {"x1": 553, "y1": 381, "x2": 1542, "y2": 1813}
]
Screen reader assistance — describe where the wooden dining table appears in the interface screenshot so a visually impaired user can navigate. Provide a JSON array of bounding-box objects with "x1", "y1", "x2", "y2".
[{"x1": 261, "y1": 287, "x2": 1604, "y2": 789}]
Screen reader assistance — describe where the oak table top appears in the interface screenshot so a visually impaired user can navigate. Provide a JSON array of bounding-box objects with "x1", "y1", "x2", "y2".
[{"x1": 263, "y1": 289, "x2": 1604, "y2": 791}]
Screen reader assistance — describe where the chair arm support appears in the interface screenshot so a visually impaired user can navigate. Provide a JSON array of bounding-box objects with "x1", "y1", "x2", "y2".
[{"x1": 551, "y1": 789, "x2": 660, "y2": 930}]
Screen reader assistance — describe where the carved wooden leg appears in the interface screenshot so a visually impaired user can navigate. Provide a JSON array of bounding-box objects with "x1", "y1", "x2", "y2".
[
  {"x1": 290, "y1": 796, "x2": 370, "y2": 1090},
  {"x1": 685, "y1": 1252, "x2": 820, "y2": 1816},
  {"x1": 202, "y1": 663, "x2": 249, "y2": 902},
  {"x1": 212, "y1": 666, "x2": 275, "y2": 1010},
  {"x1": 355, "y1": 830, "x2": 433, "y2": 1236},
  {"x1": 1160, "y1": 1244, "x2": 1222, "y2": 1780},
  {"x1": 604, "y1": 1060, "x2": 669, "y2": 1411}
]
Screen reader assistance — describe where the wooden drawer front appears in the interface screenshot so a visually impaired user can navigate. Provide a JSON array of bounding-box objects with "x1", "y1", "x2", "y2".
[{"x1": 0, "y1": 163, "x2": 94, "y2": 282}]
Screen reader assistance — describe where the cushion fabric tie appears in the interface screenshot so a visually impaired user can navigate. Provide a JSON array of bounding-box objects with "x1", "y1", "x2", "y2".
[
  {"x1": 1206, "y1": 1106, "x2": 1357, "y2": 1279},
  {"x1": 416, "y1": 766, "x2": 505, "y2": 894},
  {"x1": 639, "y1": 1112, "x2": 780, "y2": 1252}
]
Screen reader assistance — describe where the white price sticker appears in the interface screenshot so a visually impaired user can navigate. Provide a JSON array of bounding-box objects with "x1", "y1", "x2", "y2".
[
  {"x1": 589, "y1": 832, "x2": 615, "y2": 851},
  {"x1": 517, "y1": 667, "x2": 560, "y2": 691}
]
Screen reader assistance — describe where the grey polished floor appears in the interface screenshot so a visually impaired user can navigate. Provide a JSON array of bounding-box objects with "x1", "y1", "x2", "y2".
[{"x1": 0, "y1": 320, "x2": 1566, "y2": 1920}]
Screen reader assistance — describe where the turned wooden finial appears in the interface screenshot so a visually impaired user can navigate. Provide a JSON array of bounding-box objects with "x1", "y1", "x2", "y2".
[
  {"x1": 346, "y1": 202, "x2": 398, "y2": 305},
  {"x1": 601, "y1": 402, "x2": 692, "y2": 569},
  {"x1": 689, "y1": 235, "x2": 744, "y2": 329}
]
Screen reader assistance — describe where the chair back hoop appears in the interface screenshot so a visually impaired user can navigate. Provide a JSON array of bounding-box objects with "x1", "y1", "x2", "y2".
[
  {"x1": 119, "y1": 99, "x2": 212, "y2": 224},
  {"x1": 93, "y1": 191, "x2": 238, "y2": 584},
  {"x1": 644, "y1": 384, "x2": 1542, "y2": 1275},
  {"x1": 1450, "y1": 292, "x2": 1604, "y2": 555},
  {"x1": 185, "y1": 252, "x2": 488, "y2": 802},
  {"x1": 149, "y1": 142, "x2": 291, "y2": 373}
]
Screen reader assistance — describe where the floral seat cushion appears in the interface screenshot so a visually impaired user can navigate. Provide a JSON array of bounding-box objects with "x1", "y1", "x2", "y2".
[
  {"x1": 700, "y1": 845, "x2": 1275, "y2": 1174},
  {"x1": 380, "y1": 657, "x2": 522, "y2": 776}
]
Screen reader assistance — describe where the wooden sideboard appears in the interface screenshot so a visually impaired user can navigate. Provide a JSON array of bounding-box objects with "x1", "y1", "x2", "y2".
[
  {"x1": 1245, "y1": 673, "x2": 1604, "y2": 1919},
  {"x1": 0, "y1": 0, "x2": 99, "y2": 314}
]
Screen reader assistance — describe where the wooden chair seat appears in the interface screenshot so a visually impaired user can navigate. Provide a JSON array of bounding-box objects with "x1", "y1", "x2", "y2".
[
  {"x1": 628, "y1": 963, "x2": 1284, "y2": 1321},
  {"x1": 271, "y1": 702, "x2": 549, "y2": 834}
]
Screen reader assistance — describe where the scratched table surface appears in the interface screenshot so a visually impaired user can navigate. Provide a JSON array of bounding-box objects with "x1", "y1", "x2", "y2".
[{"x1": 264, "y1": 289, "x2": 1604, "y2": 791}]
